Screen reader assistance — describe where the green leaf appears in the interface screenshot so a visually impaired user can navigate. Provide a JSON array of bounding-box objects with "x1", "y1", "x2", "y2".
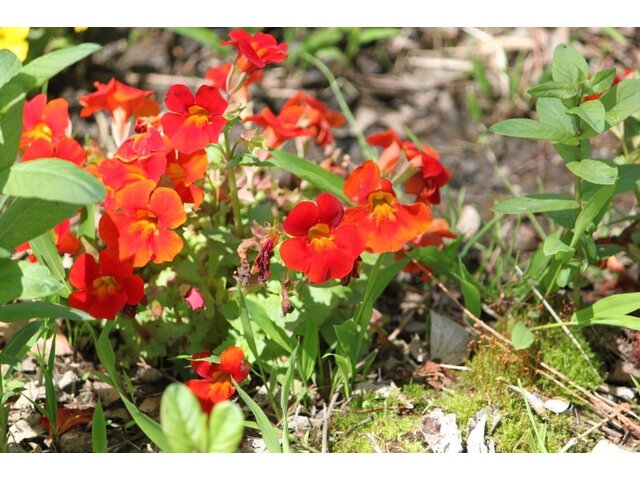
[
  {"x1": 0, "y1": 97, "x2": 24, "y2": 170},
  {"x1": 357, "y1": 27, "x2": 400, "y2": 44},
  {"x1": 1, "y1": 319, "x2": 42, "y2": 362},
  {"x1": 331, "y1": 353, "x2": 353, "y2": 396},
  {"x1": 601, "y1": 79, "x2": 640, "y2": 127},
  {"x1": 566, "y1": 159, "x2": 618, "y2": 185},
  {"x1": 0, "y1": 259, "x2": 62, "y2": 304},
  {"x1": 551, "y1": 44, "x2": 588, "y2": 85},
  {"x1": 490, "y1": 119, "x2": 578, "y2": 145},
  {"x1": 528, "y1": 81, "x2": 579, "y2": 99},
  {"x1": 589, "y1": 315, "x2": 640, "y2": 330},
  {"x1": 615, "y1": 165, "x2": 640, "y2": 194},
  {"x1": 160, "y1": 383, "x2": 207, "y2": 453},
  {"x1": 289, "y1": 28, "x2": 344, "y2": 61},
  {"x1": 570, "y1": 185, "x2": 615, "y2": 248},
  {"x1": 511, "y1": 322, "x2": 534, "y2": 350},
  {"x1": 588, "y1": 67, "x2": 616, "y2": 94},
  {"x1": 207, "y1": 401, "x2": 244, "y2": 453},
  {"x1": 492, "y1": 194, "x2": 579, "y2": 214},
  {"x1": 542, "y1": 232, "x2": 574, "y2": 257},
  {"x1": 30, "y1": 230, "x2": 70, "y2": 297},
  {"x1": 168, "y1": 28, "x2": 228, "y2": 54},
  {"x1": 0, "y1": 159, "x2": 105, "y2": 204},
  {"x1": 244, "y1": 295, "x2": 293, "y2": 353},
  {"x1": 573, "y1": 292, "x2": 640, "y2": 324},
  {"x1": 0, "y1": 302, "x2": 93, "y2": 322},
  {"x1": 233, "y1": 379, "x2": 282, "y2": 453},
  {"x1": 0, "y1": 198, "x2": 80, "y2": 249},
  {"x1": 8, "y1": 43, "x2": 101, "y2": 93},
  {"x1": 265, "y1": 150, "x2": 349, "y2": 203},
  {"x1": 122, "y1": 396, "x2": 170, "y2": 452},
  {"x1": 0, "y1": 50, "x2": 21, "y2": 90},
  {"x1": 300, "y1": 320, "x2": 319, "y2": 382},
  {"x1": 568, "y1": 101, "x2": 606, "y2": 133},
  {"x1": 92, "y1": 401, "x2": 108, "y2": 453}
]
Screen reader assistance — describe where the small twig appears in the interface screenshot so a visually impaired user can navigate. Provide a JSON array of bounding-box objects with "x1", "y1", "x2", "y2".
[
  {"x1": 365, "y1": 433, "x2": 383, "y2": 453},
  {"x1": 321, "y1": 388, "x2": 341, "y2": 453},
  {"x1": 343, "y1": 415, "x2": 374, "y2": 437},
  {"x1": 559, "y1": 410, "x2": 619, "y2": 453}
]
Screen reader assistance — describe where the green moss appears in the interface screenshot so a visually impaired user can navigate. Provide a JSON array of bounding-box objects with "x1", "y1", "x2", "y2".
[{"x1": 538, "y1": 329, "x2": 603, "y2": 393}]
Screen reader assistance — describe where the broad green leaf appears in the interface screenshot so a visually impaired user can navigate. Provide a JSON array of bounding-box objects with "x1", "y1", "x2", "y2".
[
  {"x1": 0, "y1": 50, "x2": 21, "y2": 90},
  {"x1": 528, "y1": 81, "x2": 579, "y2": 99},
  {"x1": 168, "y1": 28, "x2": 228, "y2": 53},
  {"x1": 570, "y1": 184, "x2": 615, "y2": 248},
  {"x1": 542, "y1": 232, "x2": 574, "y2": 257},
  {"x1": 536, "y1": 98, "x2": 576, "y2": 136},
  {"x1": 566, "y1": 159, "x2": 618, "y2": 185},
  {"x1": 207, "y1": 401, "x2": 244, "y2": 453},
  {"x1": 490, "y1": 119, "x2": 578, "y2": 145},
  {"x1": 615, "y1": 165, "x2": 640, "y2": 194},
  {"x1": 92, "y1": 401, "x2": 108, "y2": 453},
  {"x1": 568, "y1": 100, "x2": 605, "y2": 133},
  {"x1": 573, "y1": 292, "x2": 640, "y2": 324},
  {"x1": 233, "y1": 379, "x2": 282, "y2": 453},
  {"x1": 0, "y1": 159, "x2": 105, "y2": 204},
  {"x1": 236, "y1": 290, "x2": 260, "y2": 365},
  {"x1": 7, "y1": 43, "x2": 101, "y2": 93},
  {"x1": 0, "y1": 198, "x2": 80, "y2": 249},
  {"x1": 0, "y1": 302, "x2": 93, "y2": 322},
  {"x1": 0, "y1": 259, "x2": 62, "y2": 304},
  {"x1": 265, "y1": 150, "x2": 349, "y2": 203},
  {"x1": 0, "y1": 97, "x2": 24, "y2": 170},
  {"x1": 601, "y1": 79, "x2": 640, "y2": 127},
  {"x1": 160, "y1": 383, "x2": 207, "y2": 453},
  {"x1": 588, "y1": 68, "x2": 616, "y2": 94},
  {"x1": 244, "y1": 295, "x2": 293, "y2": 353},
  {"x1": 492, "y1": 194, "x2": 579, "y2": 214},
  {"x1": 300, "y1": 320, "x2": 319, "y2": 382},
  {"x1": 511, "y1": 321, "x2": 534, "y2": 350},
  {"x1": 551, "y1": 44, "x2": 588, "y2": 86}
]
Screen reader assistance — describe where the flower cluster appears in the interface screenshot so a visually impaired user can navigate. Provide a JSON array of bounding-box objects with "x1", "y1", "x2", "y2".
[{"x1": 279, "y1": 129, "x2": 453, "y2": 284}]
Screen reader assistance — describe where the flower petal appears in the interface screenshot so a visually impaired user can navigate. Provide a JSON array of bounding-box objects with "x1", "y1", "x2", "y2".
[
  {"x1": 164, "y1": 84, "x2": 194, "y2": 114},
  {"x1": 149, "y1": 187, "x2": 186, "y2": 230},
  {"x1": 283, "y1": 201, "x2": 319, "y2": 237},
  {"x1": 220, "y1": 346, "x2": 249, "y2": 382},
  {"x1": 316, "y1": 192, "x2": 344, "y2": 228},
  {"x1": 344, "y1": 160, "x2": 381, "y2": 204},
  {"x1": 150, "y1": 229, "x2": 183, "y2": 264},
  {"x1": 195, "y1": 85, "x2": 227, "y2": 115},
  {"x1": 69, "y1": 254, "x2": 99, "y2": 289}
]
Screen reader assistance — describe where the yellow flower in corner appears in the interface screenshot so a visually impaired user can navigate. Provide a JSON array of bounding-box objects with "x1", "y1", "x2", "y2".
[{"x1": 0, "y1": 27, "x2": 30, "y2": 61}]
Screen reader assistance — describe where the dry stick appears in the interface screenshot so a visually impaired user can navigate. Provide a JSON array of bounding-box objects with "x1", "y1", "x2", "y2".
[
  {"x1": 343, "y1": 415, "x2": 375, "y2": 437},
  {"x1": 559, "y1": 407, "x2": 623, "y2": 453},
  {"x1": 514, "y1": 265, "x2": 599, "y2": 378},
  {"x1": 424, "y1": 268, "x2": 640, "y2": 438},
  {"x1": 365, "y1": 433, "x2": 383, "y2": 453},
  {"x1": 321, "y1": 388, "x2": 341, "y2": 453}
]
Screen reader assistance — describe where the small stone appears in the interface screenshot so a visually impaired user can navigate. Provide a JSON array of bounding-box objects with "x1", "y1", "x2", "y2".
[
  {"x1": 139, "y1": 396, "x2": 161, "y2": 418},
  {"x1": 93, "y1": 381, "x2": 120, "y2": 406}
]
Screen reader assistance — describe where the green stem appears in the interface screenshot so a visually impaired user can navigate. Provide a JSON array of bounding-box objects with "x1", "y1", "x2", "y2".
[
  {"x1": 302, "y1": 53, "x2": 375, "y2": 159},
  {"x1": 223, "y1": 131, "x2": 243, "y2": 236},
  {"x1": 530, "y1": 321, "x2": 579, "y2": 332}
]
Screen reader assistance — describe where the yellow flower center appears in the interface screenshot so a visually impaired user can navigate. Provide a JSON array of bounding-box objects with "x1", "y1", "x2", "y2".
[
  {"x1": 307, "y1": 223, "x2": 335, "y2": 250},
  {"x1": 187, "y1": 105, "x2": 210, "y2": 127},
  {"x1": 27, "y1": 122, "x2": 53, "y2": 143},
  {"x1": 92, "y1": 275, "x2": 117, "y2": 300},
  {"x1": 368, "y1": 191, "x2": 397, "y2": 224}
]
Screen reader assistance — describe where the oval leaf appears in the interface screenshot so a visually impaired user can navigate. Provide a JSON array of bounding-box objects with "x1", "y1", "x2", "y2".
[
  {"x1": 160, "y1": 383, "x2": 208, "y2": 453},
  {"x1": 492, "y1": 195, "x2": 579, "y2": 214},
  {"x1": 207, "y1": 401, "x2": 244, "y2": 453},
  {"x1": 490, "y1": 119, "x2": 578, "y2": 145},
  {"x1": 566, "y1": 159, "x2": 618, "y2": 185},
  {"x1": 512, "y1": 321, "x2": 534, "y2": 350},
  {"x1": 0, "y1": 302, "x2": 94, "y2": 323},
  {"x1": 0, "y1": 159, "x2": 105, "y2": 204}
]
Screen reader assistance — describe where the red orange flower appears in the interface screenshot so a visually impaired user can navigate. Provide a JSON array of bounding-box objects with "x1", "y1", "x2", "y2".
[
  {"x1": 79, "y1": 78, "x2": 160, "y2": 121},
  {"x1": 342, "y1": 160, "x2": 431, "y2": 253},
  {"x1": 205, "y1": 62, "x2": 262, "y2": 102},
  {"x1": 99, "y1": 180, "x2": 186, "y2": 267},
  {"x1": 20, "y1": 94, "x2": 69, "y2": 149},
  {"x1": 165, "y1": 149, "x2": 208, "y2": 208},
  {"x1": 161, "y1": 84, "x2": 228, "y2": 154},
  {"x1": 22, "y1": 137, "x2": 86, "y2": 166},
  {"x1": 186, "y1": 346, "x2": 250, "y2": 414},
  {"x1": 280, "y1": 193, "x2": 365, "y2": 283},
  {"x1": 245, "y1": 92, "x2": 344, "y2": 148},
  {"x1": 222, "y1": 29, "x2": 287, "y2": 74},
  {"x1": 402, "y1": 142, "x2": 450, "y2": 205},
  {"x1": 68, "y1": 251, "x2": 144, "y2": 320},
  {"x1": 367, "y1": 129, "x2": 402, "y2": 174}
]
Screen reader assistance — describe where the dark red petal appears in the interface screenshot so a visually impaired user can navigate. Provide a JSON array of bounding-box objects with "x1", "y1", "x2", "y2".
[
  {"x1": 69, "y1": 254, "x2": 100, "y2": 289},
  {"x1": 195, "y1": 85, "x2": 228, "y2": 116},
  {"x1": 316, "y1": 193, "x2": 344, "y2": 228}
]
